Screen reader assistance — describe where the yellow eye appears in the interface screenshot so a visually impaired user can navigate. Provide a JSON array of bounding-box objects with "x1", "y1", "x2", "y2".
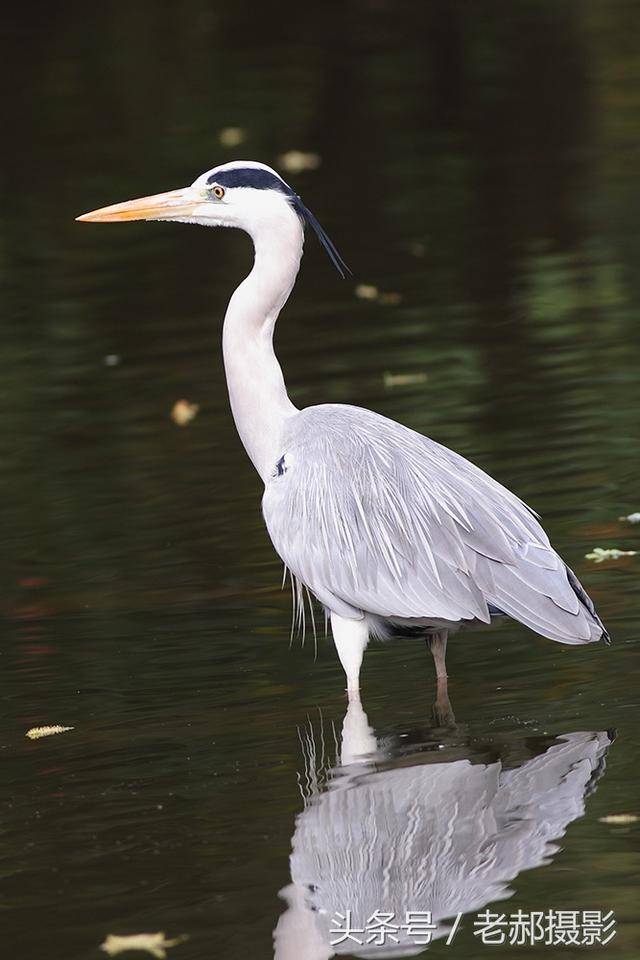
[{"x1": 212, "y1": 185, "x2": 225, "y2": 200}]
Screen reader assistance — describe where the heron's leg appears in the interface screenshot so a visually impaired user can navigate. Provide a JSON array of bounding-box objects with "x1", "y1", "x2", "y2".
[
  {"x1": 426, "y1": 630, "x2": 455, "y2": 726},
  {"x1": 426, "y1": 629, "x2": 448, "y2": 679},
  {"x1": 330, "y1": 613, "x2": 369, "y2": 694}
]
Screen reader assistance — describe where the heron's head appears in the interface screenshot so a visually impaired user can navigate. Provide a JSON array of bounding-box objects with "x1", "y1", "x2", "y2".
[{"x1": 77, "y1": 160, "x2": 349, "y2": 277}]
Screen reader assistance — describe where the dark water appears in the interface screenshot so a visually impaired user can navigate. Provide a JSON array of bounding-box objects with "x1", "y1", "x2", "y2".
[{"x1": 1, "y1": 2, "x2": 639, "y2": 958}]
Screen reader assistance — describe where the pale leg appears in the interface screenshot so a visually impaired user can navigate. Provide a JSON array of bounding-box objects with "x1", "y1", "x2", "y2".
[{"x1": 330, "y1": 612, "x2": 369, "y2": 694}]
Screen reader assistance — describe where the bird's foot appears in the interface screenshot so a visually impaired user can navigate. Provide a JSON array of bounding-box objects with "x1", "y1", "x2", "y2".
[{"x1": 432, "y1": 676, "x2": 455, "y2": 727}]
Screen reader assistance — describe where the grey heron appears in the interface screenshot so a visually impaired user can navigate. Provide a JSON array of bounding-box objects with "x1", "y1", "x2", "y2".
[{"x1": 77, "y1": 160, "x2": 610, "y2": 693}]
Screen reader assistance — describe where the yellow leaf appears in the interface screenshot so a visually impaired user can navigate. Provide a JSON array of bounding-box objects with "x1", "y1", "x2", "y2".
[
  {"x1": 218, "y1": 127, "x2": 246, "y2": 148},
  {"x1": 378, "y1": 291, "x2": 403, "y2": 306},
  {"x1": 278, "y1": 151, "x2": 321, "y2": 174},
  {"x1": 585, "y1": 547, "x2": 637, "y2": 563},
  {"x1": 599, "y1": 813, "x2": 639, "y2": 825},
  {"x1": 384, "y1": 371, "x2": 428, "y2": 389},
  {"x1": 171, "y1": 400, "x2": 199, "y2": 426},
  {"x1": 25, "y1": 725, "x2": 74, "y2": 740},
  {"x1": 100, "y1": 932, "x2": 187, "y2": 959},
  {"x1": 354, "y1": 283, "x2": 378, "y2": 300}
]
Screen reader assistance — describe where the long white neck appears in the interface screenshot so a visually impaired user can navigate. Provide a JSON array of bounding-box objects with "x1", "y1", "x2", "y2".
[{"x1": 222, "y1": 207, "x2": 303, "y2": 482}]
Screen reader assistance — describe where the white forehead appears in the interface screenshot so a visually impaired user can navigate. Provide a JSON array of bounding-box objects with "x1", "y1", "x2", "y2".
[{"x1": 211, "y1": 160, "x2": 284, "y2": 178}]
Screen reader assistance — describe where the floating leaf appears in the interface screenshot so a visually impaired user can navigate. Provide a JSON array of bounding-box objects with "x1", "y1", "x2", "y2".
[
  {"x1": 218, "y1": 127, "x2": 246, "y2": 148},
  {"x1": 170, "y1": 399, "x2": 199, "y2": 426},
  {"x1": 354, "y1": 284, "x2": 402, "y2": 305},
  {"x1": 26, "y1": 725, "x2": 74, "y2": 740},
  {"x1": 384, "y1": 371, "x2": 428, "y2": 389},
  {"x1": 599, "y1": 813, "x2": 639, "y2": 825},
  {"x1": 355, "y1": 283, "x2": 378, "y2": 300},
  {"x1": 100, "y1": 932, "x2": 187, "y2": 959},
  {"x1": 585, "y1": 547, "x2": 638, "y2": 563},
  {"x1": 619, "y1": 512, "x2": 640, "y2": 524},
  {"x1": 278, "y1": 150, "x2": 321, "y2": 174},
  {"x1": 378, "y1": 291, "x2": 403, "y2": 306}
]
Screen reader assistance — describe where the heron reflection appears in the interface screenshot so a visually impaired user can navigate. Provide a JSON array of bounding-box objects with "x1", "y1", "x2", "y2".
[{"x1": 274, "y1": 694, "x2": 611, "y2": 958}]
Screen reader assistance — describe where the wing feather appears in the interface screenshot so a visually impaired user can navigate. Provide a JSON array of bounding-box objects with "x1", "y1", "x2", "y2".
[{"x1": 262, "y1": 404, "x2": 606, "y2": 644}]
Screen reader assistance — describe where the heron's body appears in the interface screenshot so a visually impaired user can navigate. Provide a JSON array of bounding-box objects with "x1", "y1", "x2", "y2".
[
  {"x1": 264, "y1": 403, "x2": 603, "y2": 642},
  {"x1": 78, "y1": 159, "x2": 609, "y2": 693}
]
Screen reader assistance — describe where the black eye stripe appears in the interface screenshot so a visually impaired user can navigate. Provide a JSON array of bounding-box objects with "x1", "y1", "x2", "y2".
[{"x1": 206, "y1": 168, "x2": 292, "y2": 194}]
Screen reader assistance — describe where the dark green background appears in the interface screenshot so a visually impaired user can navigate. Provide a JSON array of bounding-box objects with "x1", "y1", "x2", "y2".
[{"x1": 1, "y1": 2, "x2": 638, "y2": 958}]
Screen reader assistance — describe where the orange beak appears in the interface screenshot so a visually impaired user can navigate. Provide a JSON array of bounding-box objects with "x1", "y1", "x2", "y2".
[{"x1": 76, "y1": 187, "x2": 200, "y2": 223}]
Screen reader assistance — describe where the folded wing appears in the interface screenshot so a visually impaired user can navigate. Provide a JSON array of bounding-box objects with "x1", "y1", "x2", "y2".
[{"x1": 263, "y1": 404, "x2": 606, "y2": 644}]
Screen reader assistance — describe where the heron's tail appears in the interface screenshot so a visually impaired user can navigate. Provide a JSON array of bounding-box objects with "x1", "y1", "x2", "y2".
[
  {"x1": 480, "y1": 545, "x2": 610, "y2": 646},
  {"x1": 564, "y1": 563, "x2": 611, "y2": 645}
]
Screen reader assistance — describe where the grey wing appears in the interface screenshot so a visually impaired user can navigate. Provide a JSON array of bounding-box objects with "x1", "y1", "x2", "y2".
[{"x1": 262, "y1": 404, "x2": 607, "y2": 644}]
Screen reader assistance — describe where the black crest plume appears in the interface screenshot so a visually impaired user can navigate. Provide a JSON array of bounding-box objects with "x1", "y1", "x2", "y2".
[
  {"x1": 206, "y1": 165, "x2": 351, "y2": 278},
  {"x1": 290, "y1": 196, "x2": 351, "y2": 279}
]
